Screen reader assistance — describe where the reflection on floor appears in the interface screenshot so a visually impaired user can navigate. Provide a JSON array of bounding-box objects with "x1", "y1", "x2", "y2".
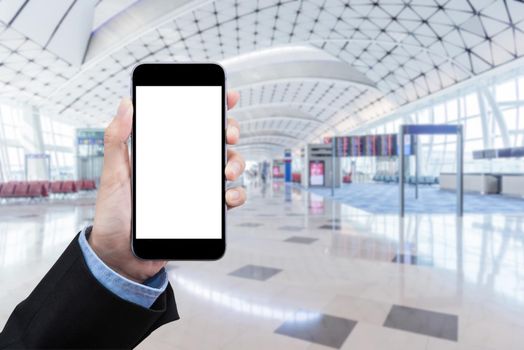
[
  {"x1": 305, "y1": 182, "x2": 524, "y2": 214},
  {"x1": 1, "y1": 184, "x2": 524, "y2": 349}
]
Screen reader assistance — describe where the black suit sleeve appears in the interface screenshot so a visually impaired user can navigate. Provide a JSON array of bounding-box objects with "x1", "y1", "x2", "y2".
[{"x1": 0, "y1": 234, "x2": 179, "y2": 349}]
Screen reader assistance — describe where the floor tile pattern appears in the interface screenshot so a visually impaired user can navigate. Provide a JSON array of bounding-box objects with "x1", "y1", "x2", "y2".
[
  {"x1": 284, "y1": 236, "x2": 318, "y2": 244},
  {"x1": 274, "y1": 313, "x2": 357, "y2": 348},
  {"x1": 228, "y1": 264, "x2": 282, "y2": 281},
  {"x1": 383, "y1": 305, "x2": 458, "y2": 341}
]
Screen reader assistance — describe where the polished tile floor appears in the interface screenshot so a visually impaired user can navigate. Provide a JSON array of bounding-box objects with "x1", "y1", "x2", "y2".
[
  {"x1": 1, "y1": 183, "x2": 524, "y2": 349},
  {"x1": 307, "y1": 182, "x2": 524, "y2": 214}
]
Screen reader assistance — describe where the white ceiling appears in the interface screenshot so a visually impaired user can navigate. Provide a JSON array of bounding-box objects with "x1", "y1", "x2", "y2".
[
  {"x1": 0, "y1": 0, "x2": 524, "y2": 158},
  {"x1": 93, "y1": 0, "x2": 139, "y2": 30}
]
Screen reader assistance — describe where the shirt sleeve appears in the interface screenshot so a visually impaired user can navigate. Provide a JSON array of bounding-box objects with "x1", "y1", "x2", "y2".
[{"x1": 78, "y1": 226, "x2": 168, "y2": 309}]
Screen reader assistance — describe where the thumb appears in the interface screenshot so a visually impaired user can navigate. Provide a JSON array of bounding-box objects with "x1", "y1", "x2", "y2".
[{"x1": 102, "y1": 98, "x2": 133, "y2": 182}]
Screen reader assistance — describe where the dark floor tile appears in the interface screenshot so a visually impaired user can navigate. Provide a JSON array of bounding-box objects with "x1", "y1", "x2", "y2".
[
  {"x1": 275, "y1": 313, "x2": 357, "y2": 348},
  {"x1": 392, "y1": 254, "x2": 433, "y2": 266},
  {"x1": 228, "y1": 264, "x2": 282, "y2": 281},
  {"x1": 284, "y1": 236, "x2": 318, "y2": 244},
  {"x1": 383, "y1": 305, "x2": 458, "y2": 341},
  {"x1": 318, "y1": 224, "x2": 342, "y2": 230},
  {"x1": 278, "y1": 225, "x2": 305, "y2": 232},
  {"x1": 237, "y1": 222, "x2": 263, "y2": 227}
]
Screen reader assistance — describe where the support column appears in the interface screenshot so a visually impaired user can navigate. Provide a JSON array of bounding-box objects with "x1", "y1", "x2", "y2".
[
  {"x1": 456, "y1": 125, "x2": 464, "y2": 217},
  {"x1": 284, "y1": 149, "x2": 292, "y2": 183},
  {"x1": 399, "y1": 126, "x2": 405, "y2": 217},
  {"x1": 415, "y1": 135, "x2": 419, "y2": 200},
  {"x1": 331, "y1": 137, "x2": 335, "y2": 197}
]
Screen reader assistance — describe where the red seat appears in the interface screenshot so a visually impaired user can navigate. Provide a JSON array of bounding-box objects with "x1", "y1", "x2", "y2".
[
  {"x1": 75, "y1": 180, "x2": 97, "y2": 191},
  {"x1": 50, "y1": 181, "x2": 62, "y2": 193},
  {"x1": 343, "y1": 175, "x2": 352, "y2": 183},
  {"x1": 27, "y1": 182, "x2": 49, "y2": 197},
  {"x1": 83, "y1": 180, "x2": 96, "y2": 190},
  {"x1": 75, "y1": 180, "x2": 84, "y2": 191},
  {"x1": 13, "y1": 182, "x2": 29, "y2": 197},
  {"x1": 61, "y1": 181, "x2": 77, "y2": 193},
  {"x1": 0, "y1": 182, "x2": 16, "y2": 197}
]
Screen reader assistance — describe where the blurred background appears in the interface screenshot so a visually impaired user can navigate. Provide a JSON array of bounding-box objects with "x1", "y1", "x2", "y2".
[{"x1": 1, "y1": 1, "x2": 524, "y2": 349}]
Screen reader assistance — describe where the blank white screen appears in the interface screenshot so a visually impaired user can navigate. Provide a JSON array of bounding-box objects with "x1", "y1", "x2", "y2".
[{"x1": 135, "y1": 86, "x2": 222, "y2": 239}]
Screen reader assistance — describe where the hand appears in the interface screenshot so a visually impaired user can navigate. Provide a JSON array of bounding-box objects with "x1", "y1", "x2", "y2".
[{"x1": 89, "y1": 91, "x2": 246, "y2": 283}]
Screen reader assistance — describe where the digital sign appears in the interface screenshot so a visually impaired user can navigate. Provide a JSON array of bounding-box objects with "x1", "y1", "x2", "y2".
[
  {"x1": 473, "y1": 146, "x2": 524, "y2": 159},
  {"x1": 309, "y1": 160, "x2": 325, "y2": 186},
  {"x1": 350, "y1": 136, "x2": 362, "y2": 156},
  {"x1": 331, "y1": 133, "x2": 407, "y2": 157},
  {"x1": 380, "y1": 134, "x2": 397, "y2": 156},
  {"x1": 272, "y1": 160, "x2": 284, "y2": 178},
  {"x1": 335, "y1": 136, "x2": 351, "y2": 157}
]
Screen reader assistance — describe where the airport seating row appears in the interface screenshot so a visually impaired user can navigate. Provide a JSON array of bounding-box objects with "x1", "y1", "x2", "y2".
[
  {"x1": 373, "y1": 174, "x2": 400, "y2": 183},
  {"x1": 372, "y1": 174, "x2": 439, "y2": 185},
  {"x1": 408, "y1": 176, "x2": 439, "y2": 185},
  {"x1": 0, "y1": 180, "x2": 96, "y2": 199}
]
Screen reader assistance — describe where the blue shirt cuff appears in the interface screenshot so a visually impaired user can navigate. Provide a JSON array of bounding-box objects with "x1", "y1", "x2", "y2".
[{"x1": 78, "y1": 226, "x2": 168, "y2": 309}]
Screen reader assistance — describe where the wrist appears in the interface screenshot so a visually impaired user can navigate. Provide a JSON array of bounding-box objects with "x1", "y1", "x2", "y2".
[{"x1": 88, "y1": 229, "x2": 145, "y2": 283}]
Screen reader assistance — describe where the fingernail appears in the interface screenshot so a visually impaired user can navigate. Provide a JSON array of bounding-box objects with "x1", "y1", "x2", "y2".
[
  {"x1": 227, "y1": 190, "x2": 240, "y2": 201},
  {"x1": 117, "y1": 99, "x2": 132, "y2": 119}
]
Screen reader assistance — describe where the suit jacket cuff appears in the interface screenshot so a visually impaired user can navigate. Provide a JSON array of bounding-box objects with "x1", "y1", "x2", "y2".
[{"x1": 78, "y1": 226, "x2": 168, "y2": 308}]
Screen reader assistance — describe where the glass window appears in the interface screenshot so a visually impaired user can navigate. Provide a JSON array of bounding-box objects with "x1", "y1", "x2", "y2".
[
  {"x1": 63, "y1": 153, "x2": 74, "y2": 167},
  {"x1": 518, "y1": 76, "x2": 524, "y2": 100},
  {"x1": 496, "y1": 80, "x2": 516, "y2": 102},
  {"x1": 465, "y1": 139, "x2": 483, "y2": 152},
  {"x1": 446, "y1": 99, "x2": 458, "y2": 121},
  {"x1": 503, "y1": 109, "x2": 517, "y2": 130},
  {"x1": 465, "y1": 93, "x2": 479, "y2": 116},
  {"x1": 494, "y1": 137, "x2": 505, "y2": 148},
  {"x1": 40, "y1": 115, "x2": 52, "y2": 132},
  {"x1": 465, "y1": 116, "x2": 483, "y2": 140},
  {"x1": 7, "y1": 146, "x2": 24, "y2": 170},
  {"x1": 519, "y1": 106, "x2": 524, "y2": 130},
  {"x1": 417, "y1": 109, "x2": 430, "y2": 124},
  {"x1": 39, "y1": 114, "x2": 76, "y2": 178},
  {"x1": 434, "y1": 103, "x2": 446, "y2": 123}
]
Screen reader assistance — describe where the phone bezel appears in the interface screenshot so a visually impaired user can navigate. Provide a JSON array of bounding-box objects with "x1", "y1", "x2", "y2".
[{"x1": 130, "y1": 63, "x2": 226, "y2": 260}]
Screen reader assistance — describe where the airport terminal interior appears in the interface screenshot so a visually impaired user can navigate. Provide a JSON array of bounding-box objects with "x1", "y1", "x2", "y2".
[{"x1": 1, "y1": 0, "x2": 524, "y2": 349}]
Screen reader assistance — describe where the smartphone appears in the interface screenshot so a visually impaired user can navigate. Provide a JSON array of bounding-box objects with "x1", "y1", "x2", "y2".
[{"x1": 131, "y1": 63, "x2": 226, "y2": 260}]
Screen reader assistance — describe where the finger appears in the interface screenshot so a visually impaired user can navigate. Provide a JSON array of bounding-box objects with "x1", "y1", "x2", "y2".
[
  {"x1": 102, "y1": 98, "x2": 133, "y2": 181},
  {"x1": 225, "y1": 149, "x2": 245, "y2": 181},
  {"x1": 227, "y1": 91, "x2": 239, "y2": 110},
  {"x1": 226, "y1": 187, "x2": 246, "y2": 209},
  {"x1": 226, "y1": 117, "x2": 240, "y2": 145}
]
